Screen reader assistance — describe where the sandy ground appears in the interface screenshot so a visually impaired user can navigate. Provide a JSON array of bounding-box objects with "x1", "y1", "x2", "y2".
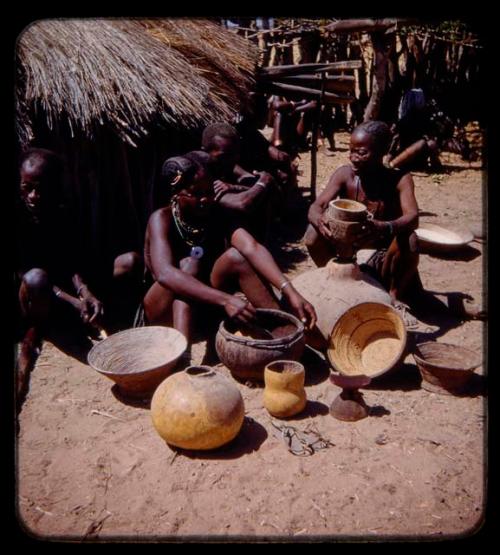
[{"x1": 15, "y1": 132, "x2": 487, "y2": 542}]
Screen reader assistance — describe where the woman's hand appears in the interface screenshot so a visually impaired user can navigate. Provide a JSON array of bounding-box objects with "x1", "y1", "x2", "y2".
[
  {"x1": 79, "y1": 290, "x2": 104, "y2": 326},
  {"x1": 352, "y1": 219, "x2": 390, "y2": 247},
  {"x1": 224, "y1": 295, "x2": 257, "y2": 324},
  {"x1": 252, "y1": 170, "x2": 274, "y2": 187},
  {"x1": 213, "y1": 180, "x2": 233, "y2": 202},
  {"x1": 317, "y1": 214, "x2": 333, "y2": 240},
  {"x1": 282, "y1": 286, "x2": 317, "y2": 330}
]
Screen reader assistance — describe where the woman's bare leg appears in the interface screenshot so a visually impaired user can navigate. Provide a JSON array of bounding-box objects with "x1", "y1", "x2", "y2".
[
  {"x1": 143, "y1": 257, "x2": 201, "y2": 342},
  {"x1": 381, "y1": 234, "x2": 419, "y2": 303},
  {"x1": 304, "y1": 224, "x2": 336, "y2": 267},
  {"x1": 210, "y1": 247, "x2": 279, "y2": 309}
]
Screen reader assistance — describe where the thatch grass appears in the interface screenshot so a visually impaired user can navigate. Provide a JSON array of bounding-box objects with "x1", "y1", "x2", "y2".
[
  {"x1": 16, "y1": 18, "x2": 258, "y2": 147},
  {"x1": 143, "y1": 19, "x2": 257, "y2": 116}
]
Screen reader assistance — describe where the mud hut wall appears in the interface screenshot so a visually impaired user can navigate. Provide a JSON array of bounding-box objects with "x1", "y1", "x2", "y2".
[
  {"x1": 26, "y1": 116, "x2": 205, "y2": 290},
  {"x1": 27, "y1": 123, "x2": 149, "y2": 289}
]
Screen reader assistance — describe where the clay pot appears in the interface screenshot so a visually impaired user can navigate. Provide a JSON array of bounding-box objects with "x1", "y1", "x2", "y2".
[
  {"x1": 263, "y1": 360, "x2": 307, "y2": 418},
  {"x1": 325, "y1": 200, "x2": 377, "y2": 259},
  {"x1": 329, "y1": 374, "x2": 371, "y2": 422},
  {"x1": 413, "y1": 342, "x2": 481, "y2": 395},
  {"x1": 215, "y1": 309, "x2": 305, "y2": 382},
  {"x1": 327, "y1": 199, "x2": 368, "y2": 222},
  {"x1": 291, "y1": 260, "x2": 391, "y2": 349},
  {"x1": 151, "y1": 366, "x2": 245, "y2": 450},
  {"x1": 325, "y1": 200, "x2": 370, "y2": 259}
]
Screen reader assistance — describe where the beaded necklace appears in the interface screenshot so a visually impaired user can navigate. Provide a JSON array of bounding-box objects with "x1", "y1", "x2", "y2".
[{"x1": 171, "y1": 198, "x2": 207, "y2": 259}]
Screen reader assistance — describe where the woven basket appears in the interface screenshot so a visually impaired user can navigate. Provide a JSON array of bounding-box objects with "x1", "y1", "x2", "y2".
[
  {"x1": 327, "y1": 302, "x2": 407, "y2": 378},
  {"x1": 414, "y1": 342, "x2": 481, "y2": 394},
  {"x1": 87, "y1": 326, "x2": 187, "y2": 397}
]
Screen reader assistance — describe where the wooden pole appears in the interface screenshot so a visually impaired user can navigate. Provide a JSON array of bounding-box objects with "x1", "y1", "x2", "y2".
[
  {"x1": 260, "y1": 60, "x2": 362, "y2": 77},
  {"x1": 271, "y1": 74, "x2": 356, "y2": 93},
  {"x1": 363, "y1": 32, "x2": 389, "y2": 121},
  {"x1": 263, "y1": 81, "x2": 354, "y2": 104},
  {"x1": 325, "y1": 18, "x2": 419, "y2": 34},
  {"x1": 310, "y1": 74, "x2": 326, "y2": 202}
]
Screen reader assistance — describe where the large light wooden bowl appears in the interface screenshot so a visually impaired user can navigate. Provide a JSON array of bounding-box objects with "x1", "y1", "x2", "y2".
[
  {"x1": 88, "y1": 326, "x2": 187, "y2": 397},
  {"x1": 327, "y1": 302, "x2": 407, "y2": 379},
  {"x1": 415, "y1": 222, "x2": 473, "y2": 253}
]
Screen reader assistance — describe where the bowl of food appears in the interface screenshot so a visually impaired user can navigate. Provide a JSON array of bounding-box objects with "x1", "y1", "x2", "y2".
[
  {"x1": 87, "y1": 326, "x2": 188, "y2": 397},
  {"x1": 414, "y1": 341, "x2": 481, "y2": 395},
  {"x1": 415, "y1": 222, "x2": 473, "y2": 254},
  {"x1": 327, "y1": 302, "x2": 407, "y2": 379}
]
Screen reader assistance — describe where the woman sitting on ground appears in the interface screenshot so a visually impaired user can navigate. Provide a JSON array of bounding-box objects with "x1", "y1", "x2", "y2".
[{"x1": 141, "y1": 151, "x2": 316, "y2": 347}]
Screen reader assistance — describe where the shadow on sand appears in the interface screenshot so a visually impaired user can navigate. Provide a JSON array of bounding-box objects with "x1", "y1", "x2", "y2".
[
  {"x1": 44, "y1": 319, "x2": 94, "y2": 364},
  {"x1": 110, "y1": 385, "x2": 152, "y2": 409},
  {"x1": 275, "y1": 400, "x2": 330, "y2": 421},
  {"x1": 169, "y1": 416, "x2": 268, "y2": 460},
  {"x1": 301, "y1": 346, "x2": 332, "y2": 386},
  {"x1": 368, "y1": 404, "x2": 392, "y2": 417},
  {"x1": 365, "y1": 362, "x2": 423, "y2": 393},
  {"x1": 420, "y1": 244, "x2": 482, "y2": 262},
  {"x1": 408, "y1": 289, "x2": 478, "y2": 343}
]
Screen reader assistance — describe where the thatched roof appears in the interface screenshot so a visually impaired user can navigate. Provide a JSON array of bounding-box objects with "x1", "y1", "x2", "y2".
[{"x1": 16, "y1": 18, "x2": 258, "y2": 147}]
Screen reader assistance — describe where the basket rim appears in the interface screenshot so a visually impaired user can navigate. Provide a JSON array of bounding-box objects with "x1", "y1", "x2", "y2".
[
  {"x1": 326, "y1": 302, "x2": 407, "y2": 378},
  {"x1": 217, "y1": 308, "x2": 304, "y2": 346},
  {"x1": 87, "y1": 325, "x2": 188, "y2": 377},
  {"x1": 414, "y1": 341, "x2": 481, "y2": 372}
]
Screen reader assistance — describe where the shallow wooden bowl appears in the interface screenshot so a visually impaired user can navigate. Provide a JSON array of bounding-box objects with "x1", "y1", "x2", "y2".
[
  {"x1": 88, "y1": 326, "x2": 187, "y2": 397},
  {"x1": 415, "y1": 222, "x2": 474, "y2": 253}
]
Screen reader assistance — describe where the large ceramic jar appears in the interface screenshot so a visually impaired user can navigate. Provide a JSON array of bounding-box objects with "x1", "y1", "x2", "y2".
[
  {"x1": 291, "y1": 260, "x2": 391, "y2": 349},
  {"x1": 151, "y1": 366, "x2": 245, "y2": 450},
  {"x1": 263, "y1": 360, "x2": 307, "y2": 418}
]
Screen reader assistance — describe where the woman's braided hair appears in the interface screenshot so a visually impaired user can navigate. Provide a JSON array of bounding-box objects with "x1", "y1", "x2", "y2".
[
  {"x1": 154, "y1": 151, "x2": 212, "y2": 210},
  {"x1": 353, "y1": 121, "x2": 392, "y2": 155}
]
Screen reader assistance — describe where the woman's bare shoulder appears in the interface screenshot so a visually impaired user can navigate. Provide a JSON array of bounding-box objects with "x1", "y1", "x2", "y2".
[{"x1": 149, "y1": 206, "x2": 172, "y2": 224}]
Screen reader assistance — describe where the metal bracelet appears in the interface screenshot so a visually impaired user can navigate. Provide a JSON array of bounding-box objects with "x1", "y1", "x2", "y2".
[{"x1": 279, "y1": 280, "x2": 292, "y2": 293}]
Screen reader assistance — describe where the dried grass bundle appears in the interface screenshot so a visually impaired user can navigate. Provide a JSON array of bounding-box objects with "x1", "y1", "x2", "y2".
[{"x1": 16, "y1": 18, "x2": 258, "y2": 146}]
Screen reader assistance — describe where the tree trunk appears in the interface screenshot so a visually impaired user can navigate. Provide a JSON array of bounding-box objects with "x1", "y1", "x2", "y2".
[
  {"x1": 363, "y1": 32, "x2": 389, "y2": 121},
  {"x1": 257, "y1": 31, "x2": 270, "y2": 67}
]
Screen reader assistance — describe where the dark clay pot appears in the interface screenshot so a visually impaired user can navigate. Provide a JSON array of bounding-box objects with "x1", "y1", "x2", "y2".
[{"x1": 215, "y1": 309, "x2": 305, "y2": 382}]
